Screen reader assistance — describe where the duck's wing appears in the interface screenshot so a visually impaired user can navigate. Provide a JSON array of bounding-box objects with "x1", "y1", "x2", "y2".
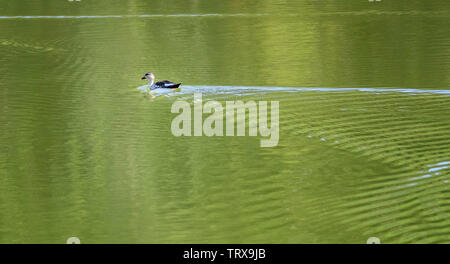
[{"x1": 155, "y1": 80, "x2": 181, "y2": 88}]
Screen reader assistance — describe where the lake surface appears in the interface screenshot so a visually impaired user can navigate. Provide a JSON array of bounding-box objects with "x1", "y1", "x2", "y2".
[{"x1": 1, "y1": 0, "x2": 449, "y2": 243}]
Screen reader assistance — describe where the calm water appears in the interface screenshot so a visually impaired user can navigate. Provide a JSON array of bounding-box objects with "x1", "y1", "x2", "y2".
[{"x1": 1, "y1": 1, "x2": 450, "y2": 243}]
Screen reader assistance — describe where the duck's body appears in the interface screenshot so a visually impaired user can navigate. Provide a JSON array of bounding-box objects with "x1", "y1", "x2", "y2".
[
  {"x1": 141, "y1": 72, "x2": 181, "y2": 90},
  {"x1": 152, "y1": 80, "x2": 181, "y2": 89}
]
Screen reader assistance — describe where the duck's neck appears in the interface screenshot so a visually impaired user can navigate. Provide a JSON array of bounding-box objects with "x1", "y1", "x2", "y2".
[{"x1": 148, "y1": 78, "x2": 155, "y2": 89}]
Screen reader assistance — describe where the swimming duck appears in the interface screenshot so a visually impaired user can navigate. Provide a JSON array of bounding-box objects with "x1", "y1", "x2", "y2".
[{"x1": 140, "y1": 72, "x2": 181, "y2": 90}]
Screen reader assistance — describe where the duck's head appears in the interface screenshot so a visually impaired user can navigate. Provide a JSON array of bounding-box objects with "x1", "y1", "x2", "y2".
[{"x1": 140, "y1": 72, "x2": 155, "y2": 81}]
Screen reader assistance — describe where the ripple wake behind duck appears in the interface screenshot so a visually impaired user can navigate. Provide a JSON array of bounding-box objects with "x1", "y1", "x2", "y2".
[{"x1": 137, "y1": 85, "x2": 450, "y2": 98}]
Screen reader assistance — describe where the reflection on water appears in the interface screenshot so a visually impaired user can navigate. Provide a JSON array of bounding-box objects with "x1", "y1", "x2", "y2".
[{"x1": 0, "y1": 0, "x2": 449, "y2": 243}]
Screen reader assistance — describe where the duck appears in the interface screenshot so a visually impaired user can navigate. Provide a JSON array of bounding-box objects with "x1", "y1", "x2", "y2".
[{"x1": 140, "y1": 72, "x2": 181, "y2": 90}]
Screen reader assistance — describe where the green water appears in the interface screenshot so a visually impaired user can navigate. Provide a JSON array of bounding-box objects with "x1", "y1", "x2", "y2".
[{"x1": 1, "y1": 1, "x2": 450, "y2": 243}]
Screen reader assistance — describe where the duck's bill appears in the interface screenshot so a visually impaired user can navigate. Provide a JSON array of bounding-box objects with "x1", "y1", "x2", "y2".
[{"x1": 140, "y1": 77, "x2": 145, "y2": 80}]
